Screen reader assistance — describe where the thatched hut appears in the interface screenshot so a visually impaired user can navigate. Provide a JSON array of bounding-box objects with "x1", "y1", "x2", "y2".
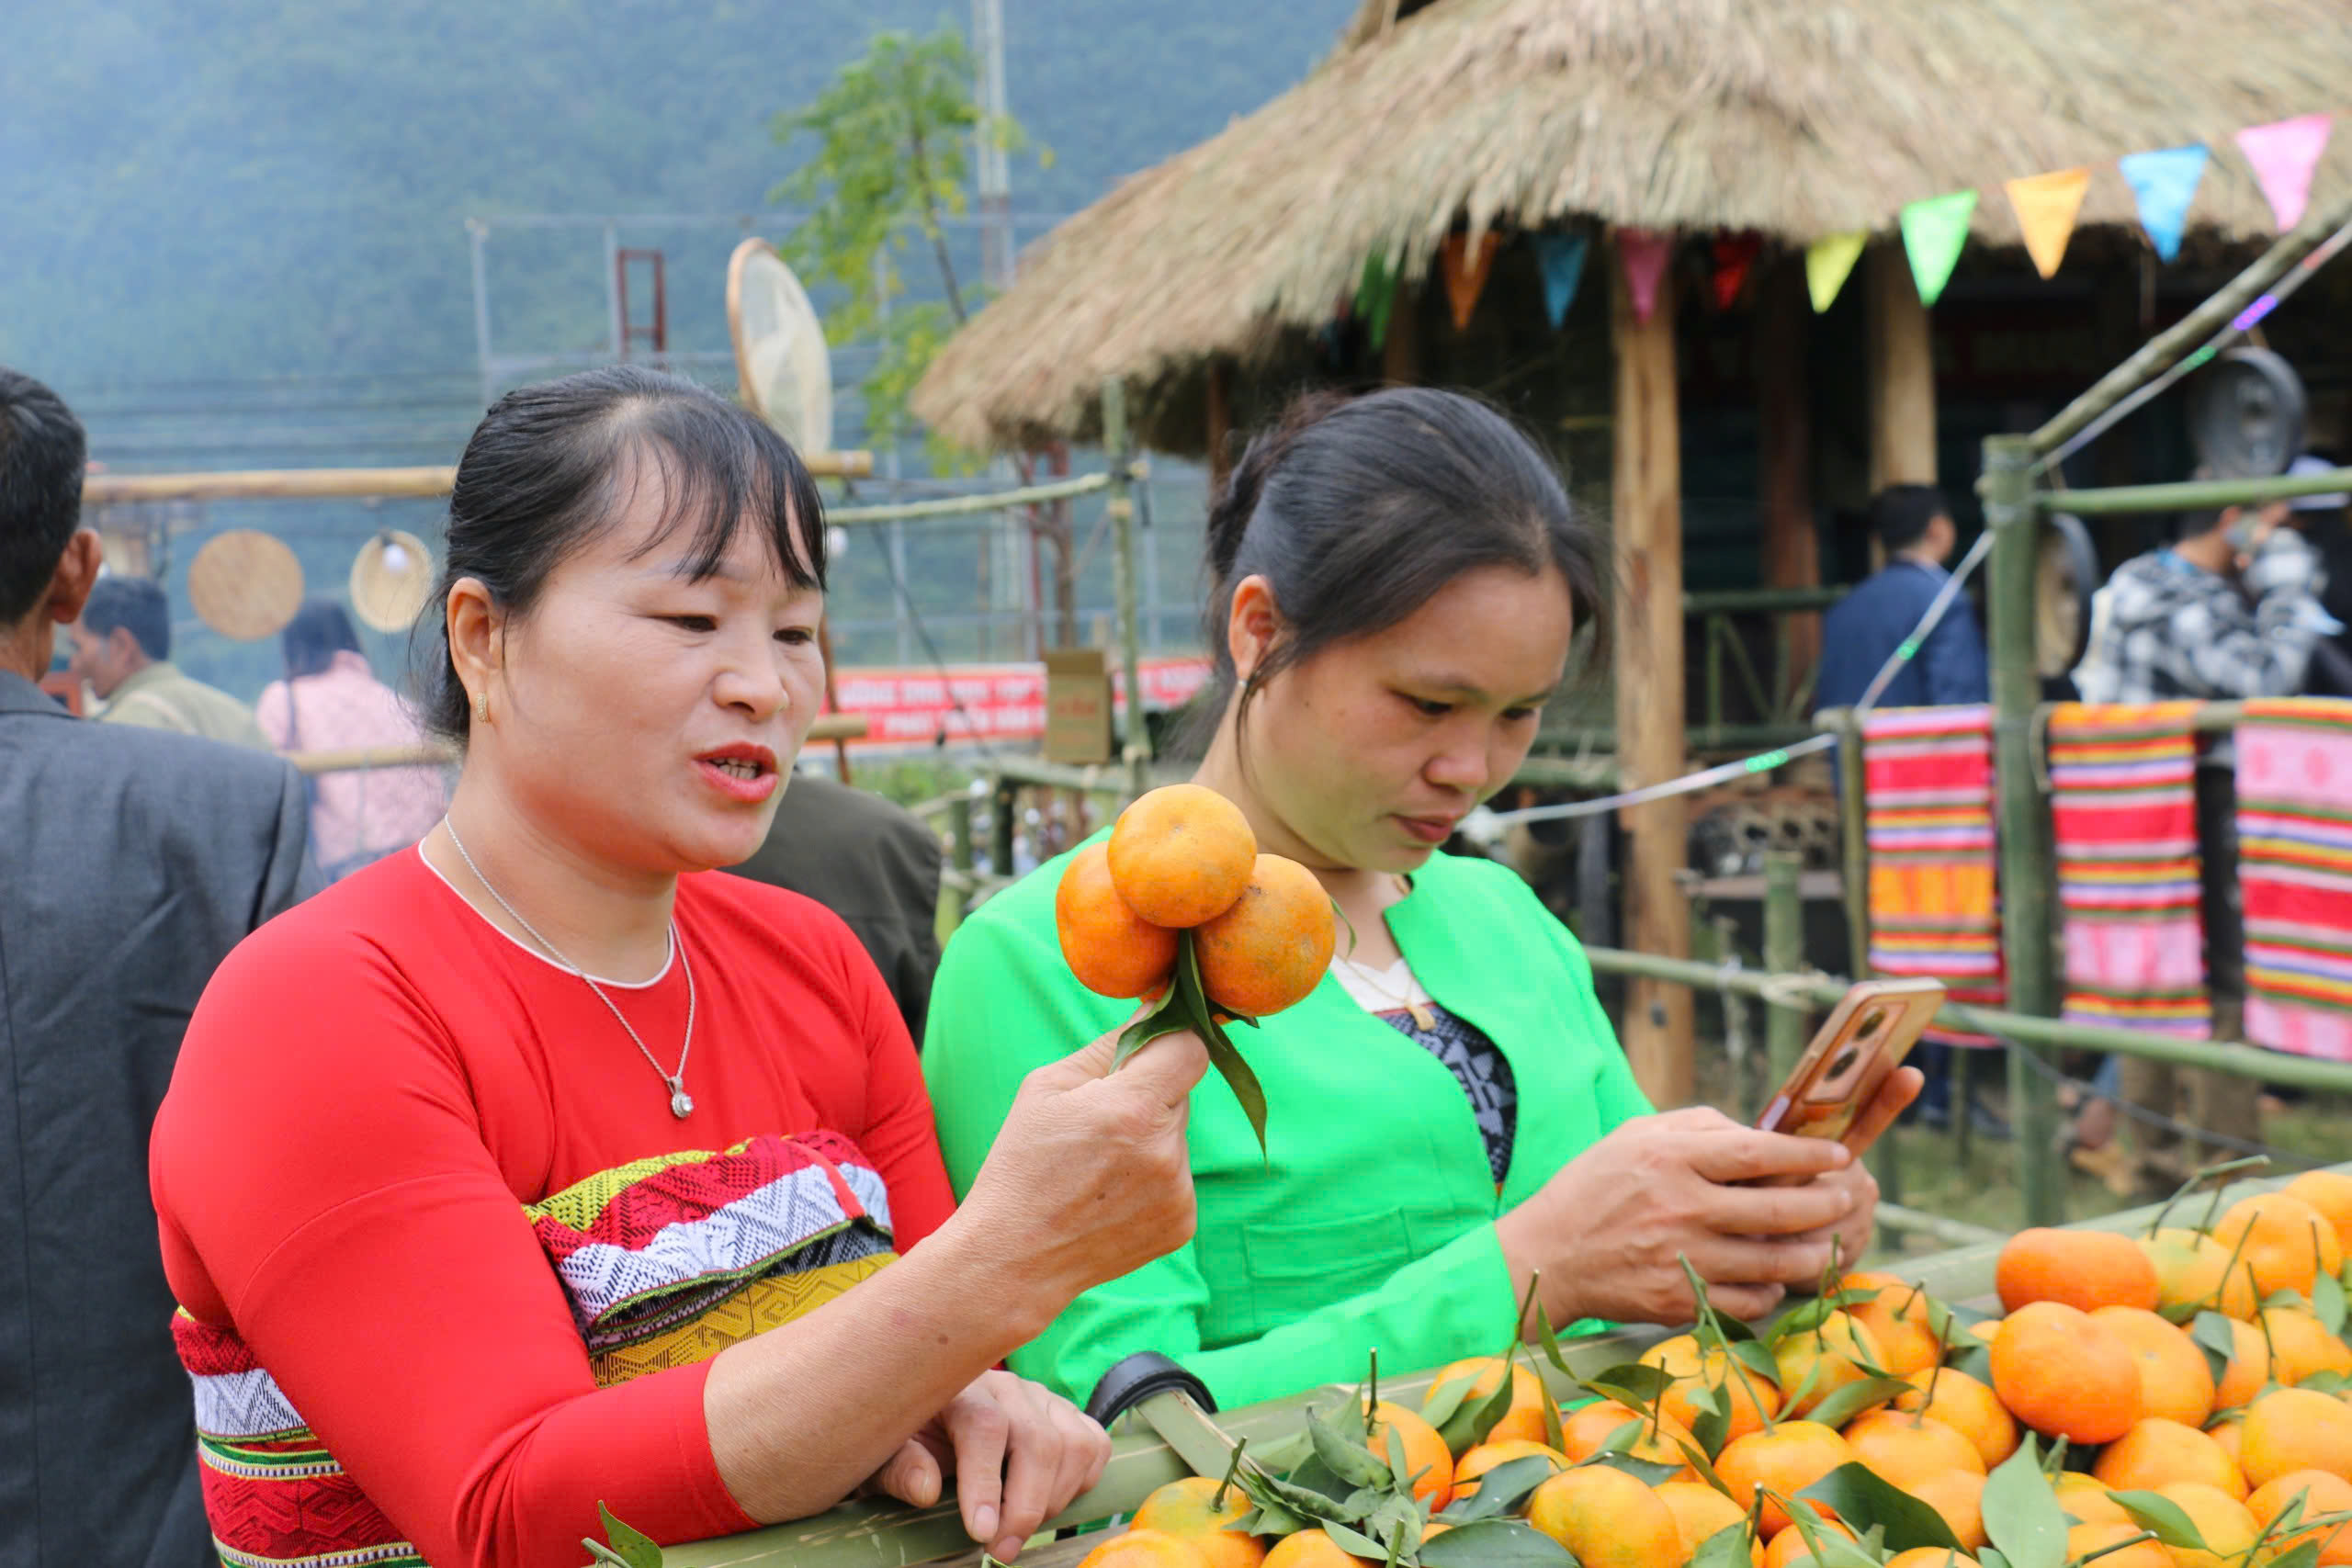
[{"x1": 913, "y1": 0, "x2": 2352, "y2": 1099}]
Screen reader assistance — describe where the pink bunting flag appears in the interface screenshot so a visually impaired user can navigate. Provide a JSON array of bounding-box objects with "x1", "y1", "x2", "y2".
[
  {"x1": 1617, "y1": 228, "x2": 1675, "y2": 324},
  {"x1": 1440, "y1": 231, "x2": 1501, "y2": 332},
  {"x1": 2236, "y1": 113, "x2": 2335, "y2": 231},
  {"x1": 1711, "y1": 232, "x2": 1764, "y2": 310}
]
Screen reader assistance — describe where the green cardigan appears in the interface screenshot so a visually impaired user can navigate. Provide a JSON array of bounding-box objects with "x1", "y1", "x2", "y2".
[{"x1": 922, "y1": 843, "x2": 1653, "y2": 1411}]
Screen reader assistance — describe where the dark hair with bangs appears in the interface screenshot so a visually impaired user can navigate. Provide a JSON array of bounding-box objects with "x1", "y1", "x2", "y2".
[
  {"x1": 415, "y1": 365, "x2": 827, "y2": 741},
  {"x1": 1200, "y1": 386, "x2": 1606, "y2": 747}
]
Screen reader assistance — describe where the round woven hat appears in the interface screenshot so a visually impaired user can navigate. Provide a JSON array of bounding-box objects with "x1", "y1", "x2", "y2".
[
  {"x1": 349, "y1": 528, "x2": 435, "y2": 632},
  {"x1": 187, "y1": 530, "x2": 304, "y2": 642}
]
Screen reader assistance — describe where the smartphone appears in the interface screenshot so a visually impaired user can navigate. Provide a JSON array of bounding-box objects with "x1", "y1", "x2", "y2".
[{"x1": 1752, "y1": 978, "x2": 1946, "y2": 1172}]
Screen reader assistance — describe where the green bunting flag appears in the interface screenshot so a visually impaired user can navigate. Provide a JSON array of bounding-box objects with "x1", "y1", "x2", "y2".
[
  {"x1": 1353, "y1": 251, "x2": 1399, "y2": 352},
  {"x1": 1899, "y1": 189, "x2": 1977, "y2": 306}
]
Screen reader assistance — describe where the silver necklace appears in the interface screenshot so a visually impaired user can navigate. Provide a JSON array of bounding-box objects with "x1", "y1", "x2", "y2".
[{"x1": 443, "y1": 818, "x2": 698, "y2": 1118}]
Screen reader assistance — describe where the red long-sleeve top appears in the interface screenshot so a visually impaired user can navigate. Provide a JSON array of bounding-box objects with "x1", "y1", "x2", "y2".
[{"x1": 150, "y1": 850, "x2": 958, "y2": 1568}]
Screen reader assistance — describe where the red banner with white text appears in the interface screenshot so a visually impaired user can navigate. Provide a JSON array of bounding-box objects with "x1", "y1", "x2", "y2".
[{"x1": 828, "y1": 657, "x2": 1212, "y2": 752}]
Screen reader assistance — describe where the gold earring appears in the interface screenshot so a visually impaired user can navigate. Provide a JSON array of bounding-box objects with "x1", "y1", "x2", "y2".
[{"x1": 473, "y1": 690, "x2": 490, "y2": 725}]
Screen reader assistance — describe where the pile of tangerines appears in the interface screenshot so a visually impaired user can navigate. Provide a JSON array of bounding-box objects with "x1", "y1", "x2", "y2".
[
  {"x1": 1075, "y1": 1171, "x2": 2352, "y2": 1568},
  {"x1": 1057, "y1": 785, "x2": 1338, "y2": 1146}
]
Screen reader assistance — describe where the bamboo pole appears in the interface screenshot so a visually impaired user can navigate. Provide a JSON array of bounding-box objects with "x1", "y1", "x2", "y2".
[
  {"x1": 1866, "y1": 243, "x2": 1938, "y2": 498},
  {"x1": 1762, "y1": 852, "x2": 1806, "y2": 1087},
  {"x1": 829, "y1": 471, "x2": 1113, "y2": 526},
  {"x1": 1610, "y1": 236, "x2": 1694, "y2": 1108},
  {"x1": 1103, "y1": 379, "x2": 1152, "y2": 802},
  {"x1": 1756, "y1": 258, "x2": 1822, "y2": 704},
  {"x1": 2033, "y1": 467, "x2": 2352, "y2": 516},
  {"x1": 1982, "y1": 434, "x2": 2065, "y2": 1224},
  {"x1": 1204, "y1": 360, "x2": 1234, "y2": 496},
  {"x1": 82, "y1": 453, "x2": 873, "y2": 505}
]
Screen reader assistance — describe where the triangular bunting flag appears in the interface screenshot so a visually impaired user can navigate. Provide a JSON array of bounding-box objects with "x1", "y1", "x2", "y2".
[
  {"x1": 1532, "y1": 232, "x2": 1589, "y2": 328},
  {"x1": 2236, "y1": 113, "x2": 2334, "y2": 231},
  {"x1": 1711, "y1": 232, "x2": 1764, "y2": 310},
  {"x1": 2119, "y1": 144, "x2": 2210, "y2": 262},
  {"x1": 1440, "y1": 231, "x2": 1501, "y2": 332},
  {"x1": 1353, "y1": 251, "x2": 1399, "y2": 352},
  {"x1": 2004, "y1": 167, "x2": 2091, "y2": 278},
  {"x1": 1805, "y1": 231, "x2": 1867, "y2": 312},
  {"x1": 1899, "y1": 189, "x2": 1978, "y2": 307},
  {"x1": 1617, "y1": 229, "x2": 1675, "y2": 324}
]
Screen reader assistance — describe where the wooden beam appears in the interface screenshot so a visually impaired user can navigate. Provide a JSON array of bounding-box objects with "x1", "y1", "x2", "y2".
[
  {"x1": 1205, "y1": 360, "x2": 1234, "y2": 497},
  {"x1": 82, "y1": 450, "x2": 876, "y2": 505},
  {"x1": 1865, "y1": 243, "x2": 1938, "y2": 498},
  {"x1": 1383, "y1": 276, "x2": 1421, "y2": 386},
  {"x1": 1609, "y1": 235, "x2": 1694, "y2": 1109},
  {"x1": 1755, "y1": 256, "x2": 1820, "y2": 702}
]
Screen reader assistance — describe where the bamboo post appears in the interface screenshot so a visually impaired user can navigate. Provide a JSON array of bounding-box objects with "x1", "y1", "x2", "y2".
[
  {"x1": 1762, "y1": 852, "x2": 1805, "y2": 1087},
  {"x1": 1103, "y1": 378, "x2": 1152, "y2": 803},
  {"x1": 1610, "y1": 234, "x2": 1694, "y2": 1107},
  {"x1": 79, "y1": 454, "x2": 873, "y2": 505},
  {"x1": 990, "y1": 778, "x2": 1018, "y2": 880},
  {"x1": 1834, "y1": 715, "x2": 1871, "y2": 980},
  {"x1": 948, "y1": 796, "x2": 976, "y2": 922},
  {"x1": 1983, "y1": 434, "x2": 2066, "y2": 1224},
  {"x1": 1756, "y1": 257, "x2": 1822, "y2": 702},
  {"x1": 1383, "y1": 273, "x2": 1421, "y2": 385},
  {"x1": 1866, "y1": 243, "x2": 1937, "y2": 577}
]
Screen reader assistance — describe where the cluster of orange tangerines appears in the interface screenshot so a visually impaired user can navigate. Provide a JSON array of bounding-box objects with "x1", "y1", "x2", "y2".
[{"x1": 1075, "y1": 1171, "x2": 2352, "y2": 1568}]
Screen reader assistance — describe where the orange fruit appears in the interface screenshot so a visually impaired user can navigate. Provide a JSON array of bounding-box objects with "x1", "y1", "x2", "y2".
[
  {"x1": 1445, "y1": 1439, "x2": 1566, "y2": 1506},
  {"x1": 1841, "y1": 1409, "x2": 1985, "y2": 1490},
  {"x1": 1431, "y1": 1358, "x2": 1552, "y2": 1450},
  {"x1": 2244, "y1": 1387, "x2": 2352, "y2": 1489},
  {"x1": 1716, "y1": 1422, "x2": 1857, "y2": 1540},
  {"x1": 1078, "y1": 1531, "x2": 1210, "y2": 1568},
  {"x1": 2209, "y1": 1414, "x2": 2246, "y2": 1474},
  {"x1": 2092, "y1": 1417, "x2": 2247, "y2": 1500},
  {"x1": 2141, "y1": 1228, "x2": 2262, "y2": 1321},
  {"x1": 1761, "y1": 1518, "x2": 1853, "y2": 1568},
  {"x1": 1839, "y1": 1272, "x2": 1941, "y2": 1378},
  {"x1": 1886, "y1": 1553, "x2": 1983, "y2": 1568},
  {"x1": 1106, "y1": 784, "x2": 1257, "y2": 929},
  {"x1": 2262, "y1": 1306, "x2": 2352, "y2": 1386},
  {"x1": 1894, "y1": 1368, "x2": 2018, "y2": 1471},
  {"x1": 2090, "y1": 1305, "x2": 2217, "y2": 1427},
  {"x1": 2249, "y1": 1469, "x2": 2352, "y2": 1564},
  {"x1": 1773, "y1": 1312, "x2": 1886, "y2": 1417},
  {"x1": 2154, "y1": 1482, "x2": 2260, "y2": 1568},
  {"x1": 1910, "y1": 1469, "x2": 1989, "y2": 1550},
  {"x1": 1193, "y1": 854, "x2": 1336, "y2": 1018},
  {"x1": 1560, "y1": 1401, "x2": 1697, "y2": 1474},
  {"x1": 1130, "y1": 1480, "x2": 1267, "y2": 1568},
  {"x1": 1259, "y1": 1531, "x2": 1366, "y2": 1568},
  {"x1": 1524, "y1": 1463, "x2": 1681, "y2": 1568},
  {"x1": 1055, "y1": 842, "x2": 1181, "y2": 998},
  {"x1": 2213, "y1": 1315, "x2": 2274, "y2": 1411},
  {"x1": 2288, "y1": 1172, "x2": 2352, "y2": 1257},
  {"x1": 1653, "y1": 1482, "x2": 1760, "y2": 1568},
  {"x1": 1642, "y1": 1336, "x2": 1784, "y2": 1445},
  {"x1": 1989, "y1": 1301, "x2": 2143, "y2": 1445},
  {"x1": 2056, "y1": 1472, "x2": 2133, "y2": 1526},
  {"x1": 1996, "y1": 1227, "x2": 2160, "y2": 1314},
  {"x1": 1362, "y1": 1400, "x2": 1453, "y2": 1506},
  {"x1": 2215, "y1": 1193, "x2": 2346, "y2": 1302},
  {"x1": 2064, "y1": 1521, "x2": 2169, "y2": 1568}
]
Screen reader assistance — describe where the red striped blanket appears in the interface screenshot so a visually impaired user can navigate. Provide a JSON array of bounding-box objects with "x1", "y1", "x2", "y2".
[
  {"x1": 1863, "y1": 705, "x2": 2005, "y2": 1046},
  {"x1": 2235, "y1": 697, "x2": 2352, "y2": 1061}
]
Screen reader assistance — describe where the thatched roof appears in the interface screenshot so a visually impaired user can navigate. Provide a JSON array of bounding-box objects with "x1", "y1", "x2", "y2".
[{"x1": 914, "y1": 0, "x2": 2352, "y2": 454}]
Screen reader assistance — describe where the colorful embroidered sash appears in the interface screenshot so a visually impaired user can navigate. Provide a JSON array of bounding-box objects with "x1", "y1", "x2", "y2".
[
  {"x1": 176, "y1": 1130, "x2": 896, "y2": 1568},
  {"x1": 2236, "y1": 697, "x2": 2352, "y2": 1060}
]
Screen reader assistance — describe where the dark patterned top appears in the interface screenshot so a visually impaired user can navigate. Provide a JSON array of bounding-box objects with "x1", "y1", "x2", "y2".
[{"x1": 1374, "y1": 1005, "x2": 1518, "y2": 1185}]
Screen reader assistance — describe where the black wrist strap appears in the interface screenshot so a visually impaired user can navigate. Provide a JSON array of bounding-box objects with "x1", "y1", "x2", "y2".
[{"x1": 1084, "y1": 1351, "x2": 1218, "y2": 1428}]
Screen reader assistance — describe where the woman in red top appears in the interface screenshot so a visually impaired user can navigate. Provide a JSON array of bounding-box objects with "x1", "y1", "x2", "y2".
[{"x1": 150, "y1": 367, "x2": 1205, "y2": 1568}]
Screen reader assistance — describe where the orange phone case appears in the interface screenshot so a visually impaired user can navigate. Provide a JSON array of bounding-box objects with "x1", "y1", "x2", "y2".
[{"x1": 1752, "y1": 978, "x2": 1946, "y2": 1172}]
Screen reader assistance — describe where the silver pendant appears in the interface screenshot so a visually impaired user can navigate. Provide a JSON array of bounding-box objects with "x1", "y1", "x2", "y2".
[{"x1": 669, "y1": 1080, "x2": 695, "y2": 1118}]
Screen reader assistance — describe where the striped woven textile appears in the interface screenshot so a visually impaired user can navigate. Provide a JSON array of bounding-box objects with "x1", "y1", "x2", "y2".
[
  {"x1": 2236, "y1": 697, "x2": 2352, "y2": 1061},
  {"x1": 2048, "y1": 703, "x2": 2211, "y2": 1039},
  {"x1": 1863, "y1": 705, "x2": 2005, "y2": 1045},
  {"x1": 177, "y1": 1131, "x2": 895, "y2": 1568}
]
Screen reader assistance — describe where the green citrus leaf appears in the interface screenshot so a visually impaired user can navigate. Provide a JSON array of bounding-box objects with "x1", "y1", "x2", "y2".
[
  {"x1": 1416, "y1": 1519, "x2": 1575, "y2": 1568},
  {"x1": 1420, "y1": 1371, "x2": 1487, "y2": 1433},
  {"x1": 2270, "y1": 1546, "x2": 2324, "y2": 1568},
  {"x1": 2315, "y1": 1269, "x2": 2348, "y2": 1337},
  {"x1": 1436, "y1": 1455, "x2": 1560, "y2": 1523},
  {"x1": 1439, "y1": 1366, "x2": 1521, "y2": 1457},
  {"x1": 1580, "y1": 1363, "x2": 1673, "y2": 1411},
  {"x1": 2301, "y1": 1370, "x2": 2352, "y2": 1395},
  {"x1": 1324, "y1": 1524, "x2": 1387, "y2": 1561},
  {"x1": 1578, "y1": 1450, "x2": 1686, "y2": 1486},
  {"x1": 1797, "y1": 1461, "x2": 1962, "y2": 1553},
  {"x1": 1690, "y1": 1522, "x2": 1757, "y2": 1568},
  {"x1": 1198, "y1": 1016, "x2": 1269, "y2": 1156},
  {"x1": 1981, "y1": 1436, "x2": 2067, "y2": 1568},
  {"x1": 1803, "y1": 1375, "x2": 1915, "y2": 1433},
  {"x1": 2107, "y1": 1491, "x2": 2210, "y2": 1551},
  {"x1": 595, "y1": 1506, "x2": 663, "y2": 1568},
  {"x1": 1529, "y1": 1296, "x2": 1574, "y2": 1376},
  {"x1": 1950, "y1": 1341, "x2": 1994, "y2": 1384},
  {"x1": 1686, "y1": 1382, "x2": 1731, "y2": 1460},
  {"x1": 1309, "y1": 1408, "x2": 1396, "y2": 1490}
]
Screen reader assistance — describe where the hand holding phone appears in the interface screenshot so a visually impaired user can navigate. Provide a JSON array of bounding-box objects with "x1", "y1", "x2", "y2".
[{"x1": 1751, "y1": 978, "x2": 1945, "y2": 1181}]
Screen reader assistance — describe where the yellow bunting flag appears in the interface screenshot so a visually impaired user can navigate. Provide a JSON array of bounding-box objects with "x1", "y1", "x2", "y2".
[
  {"x1": 2004, "y1": 167, "x2": 2092, "y2": 278},
  {"x1": 1440, "y1": 231, "x2": 1501, "y2": 332},
  {"x1": 1805, "y1": 231, "x2": 1867, "y2": 313}
]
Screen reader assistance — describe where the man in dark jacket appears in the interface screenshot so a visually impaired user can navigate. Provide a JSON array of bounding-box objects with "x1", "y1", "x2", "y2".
[
  {"x1": 1815, "y1": 484, "x2": 1990, "y2": 714},
  {"x1": 0, "y1": 367, "x2": 316, "y2": 1568}
]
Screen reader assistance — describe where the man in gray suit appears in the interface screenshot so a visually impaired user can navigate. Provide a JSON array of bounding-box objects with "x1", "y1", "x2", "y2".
[{"x1": 0, "y1": 367, "x2": 317, "y2": 1568}]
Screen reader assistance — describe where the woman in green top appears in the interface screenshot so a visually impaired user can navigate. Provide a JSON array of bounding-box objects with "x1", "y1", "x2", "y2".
[{"x1": 923, "y1": 389, "x2": 1917, "y2": 1413}]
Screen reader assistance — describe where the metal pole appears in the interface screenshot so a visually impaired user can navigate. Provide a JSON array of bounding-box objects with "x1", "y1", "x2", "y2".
[
  {"x1": 468, "y1": 220, "x2": 496, "y2": 408},
  {"x1": 990, "y1": 777, "x2": 1018, "y2": 877},
  {"x1": 1982, "y1": 434, "x2": 2066, "y2": 1224},
  {"x1": 605, "y1": 222, "x2": 624, "y2": 362},
  {"x1": 1835, "y1": 716, "x2": 1870, "y2": 980},
  {"x1": 1762, "y1": 852, "x2": 1805, "y2": 1087},
  {"x1": 1104, "y1": 378, "x2": 1152, "y2": 800},
  {"x1": 948, "y1": 796, "x2": 976, "y2": 923}
]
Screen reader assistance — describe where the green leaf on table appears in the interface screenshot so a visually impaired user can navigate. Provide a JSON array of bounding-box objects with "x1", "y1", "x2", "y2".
[
  {"x1": 1685, "y1": 1382, "x2": 1731, "y2": 1461},
  {"x1": 1949, "y1": 1341, "x2": 1994, "y2": 1384},
  {"x1": 1436, "y1": 1455, "x2": 1559, "y2": 1523},
  {"x1": 1726, "y1": 1338, "x2": 1783, "y2": 1390},
  {"x1": 1524, "y1": 1349, "x2": 1566, "y2": 1454},
  {"x1": 1283, "y1": 1453, "x2": 1358, "y2": 1507},
  {"x1": 2191, "y1": 1312, "x2": 2243, "y2": 1384},
  {"x1": 2303, "y1": 1371, "x2": 2352, "y2": 1396},
  {"x1": 1578, "y1": 1450, "x2": 1687, "y2": 1486},
  {"x1": 1690, "y1": 1523, "x2": 1758, "y2": 1568},
  {"x1": 2108, "y1": 1491, "x2": 2211, "y2": 1551},
  {"x1": 1437, "y1": 1368, "x2": 1521, "y2": 1458},
  {"x1": 1975, "y1": 1552, "x2": 2010, "y2": 1568},
  {"x1": 2315, "y1": 1269, "x2": 2348, "y2": 1337},
  {"x1": 1529, "y1": 1297, "x2": 1573, "y2": 1376},
  {"x1": 1797, "y1": 1461, "x2": 1962, "y2": 1553},
  {"x1": 1417, "y1": 1519, "x2": 1575, "y2": 1568},
  {"x1": 1580, "y1": 1362, "x2": 1673, "y2": 1413},
  {"x1": 2267, "y1": 1289, "x2": 2311, "y2": 1314},
  {"x1": 1325, "y1": 1523, "x2": 1389, "y2": 1561},
  {"x1": 1804, "y1": 1376, "x2": 1917, "y2": 1433},
  {"x1": 1309, "y1": 1408, "x2": 1396, "y2": 1490},
  {"x1": 1421, "y1": 1371, "x2": 1487, "y2": 1432},
  {"x1": 1777, "y1": 1502, "x2": 1882, "y2": 1568},
  {"x1": 594, "y1": 1506, "x2": 663, "y2": 1568},
  {"x1": 2269, "y1": 1544, "x2": 2324, "y2": 1568},
  {"x1": 1981, "y1": 1436, "x2": 2068, "y2": 1568},
  {"x1": 1234, "y1": 1501, "x2": 1309, "y2": 1538}
]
